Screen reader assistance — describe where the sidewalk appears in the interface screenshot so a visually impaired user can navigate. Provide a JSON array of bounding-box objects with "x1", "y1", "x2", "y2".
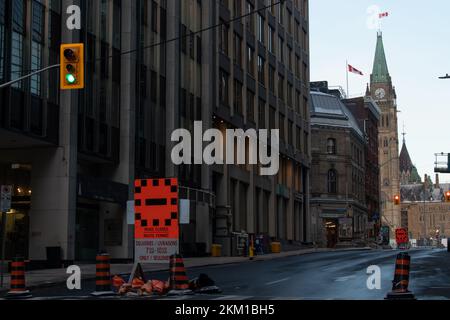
[{"x1": 0, "y1": 247, "x2": 372, "y2": 293}]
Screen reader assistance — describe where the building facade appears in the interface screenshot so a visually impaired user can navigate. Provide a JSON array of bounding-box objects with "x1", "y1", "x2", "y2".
[
  {"x1": 0, "y1": 0, "x2": 311, "y2": 264},
  {"x1": 343, "y1": 95, "x2": 381, "y2": 240},
  {"x1": 401, "y1": 178, "x2": 450, "y2": 243},
  {"x1": 309, "y1": 90, "x2": 367, "y2": 248},
  {"x1": 367, "y1": 32, "x2": 401, "y2": 244},
  {"x1": 399, "y1": 137, "x2": 421, "y2": 185}
]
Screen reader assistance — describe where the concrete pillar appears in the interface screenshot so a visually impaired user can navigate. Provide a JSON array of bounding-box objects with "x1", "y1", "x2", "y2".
[
  {"x1": 247, "y1": 174, "x2": 255, "y2": 234},
  {"x1": 268, "y1": 177, "x2": 276, "y2": 238},
  {"x1": 29, "y1": 147, "x2": 77, "y2": 261},
  {"x1": 28, "y1": 0, "x2": 81, "y2": 261},
  {"x1": 106, "y1": 0, "x2": 138, "y2": 260},
  {"x1": 165, "y1": 0, "x2": 181, "y2": 177}
]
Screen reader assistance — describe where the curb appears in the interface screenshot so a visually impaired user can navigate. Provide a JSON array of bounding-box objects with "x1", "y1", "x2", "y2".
[{"x1": 0, "y1": 247, "x2": 373, "y2": 294}]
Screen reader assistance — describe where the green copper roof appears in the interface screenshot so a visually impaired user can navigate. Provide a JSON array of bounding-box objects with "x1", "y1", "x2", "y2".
[
  {"x1": 372, "y1": 33, "x2": 390, "y2": 83},
  {"x1": 410, "y1": 166, "x2": 422, "y2": 184}
]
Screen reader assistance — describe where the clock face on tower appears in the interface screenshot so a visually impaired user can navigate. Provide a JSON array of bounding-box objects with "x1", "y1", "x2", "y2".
[{"x1": 375, "y1": 88, "x2": 386, "y2": 99}]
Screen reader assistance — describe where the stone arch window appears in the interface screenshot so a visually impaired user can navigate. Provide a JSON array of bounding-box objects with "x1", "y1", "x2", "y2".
[
  {"x1": 327, "y1": 138, "x2": 337, "y2": 155},
  {"x1": 383, "y1": 138, "x2": 389, "y2": 148},
  {"x1": 328, "y1": 169, "x2": 337, "y2": 194}
]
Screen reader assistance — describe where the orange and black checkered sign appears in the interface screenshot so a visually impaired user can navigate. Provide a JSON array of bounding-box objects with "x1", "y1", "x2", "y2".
[{"x1": 134, "y1": 178, "x2": 179, "y2": 239}]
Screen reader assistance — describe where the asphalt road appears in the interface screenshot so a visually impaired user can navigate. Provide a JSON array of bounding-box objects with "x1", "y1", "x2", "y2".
[{"x1": 6, "y1": 248, "x2": 450, "y2": 300}]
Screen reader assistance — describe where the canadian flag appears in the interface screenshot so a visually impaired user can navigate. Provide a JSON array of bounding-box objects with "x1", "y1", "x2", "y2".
[
  {"x1": 379, "y1": 12, "x2": 389, "y2": 19},
  {"x1": 348, "y1": 64, "x2": 363, "y2": 76}
]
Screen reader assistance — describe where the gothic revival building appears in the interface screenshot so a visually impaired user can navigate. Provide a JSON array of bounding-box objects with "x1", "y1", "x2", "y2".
[
  {"x1": 399, "y1": 137, "x2": 421, "y2": 185},
  {"x1": 367, "y1": 32, "x2": 401, "y2": 243}
]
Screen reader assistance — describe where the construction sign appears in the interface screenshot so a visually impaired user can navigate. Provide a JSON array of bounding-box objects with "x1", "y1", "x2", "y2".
[
  {"x1": 395, "y1": 228, "x2": 409, "y2": 245},
  {"x1": 134, "y1": 178, "x2": 179, "y2": 264}
]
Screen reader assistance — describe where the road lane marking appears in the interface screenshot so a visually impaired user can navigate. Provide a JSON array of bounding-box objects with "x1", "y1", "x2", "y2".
[
  {"x1": 334, "y1": 275, "x2": 357, "y2": 282},
  {"x1": 265, "y1": 278, "x2": 290, "y2": 286}
]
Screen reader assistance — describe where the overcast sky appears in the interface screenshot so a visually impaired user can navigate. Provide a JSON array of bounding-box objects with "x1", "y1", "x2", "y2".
[{"x1": 310, "y1": 0, "x2": 450, "y2": 183}]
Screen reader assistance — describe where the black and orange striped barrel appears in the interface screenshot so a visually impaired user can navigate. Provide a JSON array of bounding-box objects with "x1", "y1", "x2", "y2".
[
  {"x1": 9, "y1": 257, "x2": 27, "y2": 293},
  {"x1": 391, "y1": 252, "x2": 411, "y2": 293},
  {"x1": 95, "y1": 253, "x2": 112, "y2": 292},
  {"x1": 169, "y1": 254, "x2": 189, "y2": 290}
]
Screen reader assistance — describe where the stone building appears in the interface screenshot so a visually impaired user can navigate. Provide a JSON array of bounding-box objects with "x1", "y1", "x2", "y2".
[
  {"x1": 343, "y1": 95, "x2": 381, "y2": 240},
  {"x1": 367, "y1": 32, "x2": 401, "y2": 244},
  {"x1": 399, "y1": 137, "x2": 421, "y2": 185},
  {"x1": 401, "y1": 176, "x2": 450, "y2": 243},
  {"x1": 310, "y1": 90, "x2": 367, "y2": 248}
]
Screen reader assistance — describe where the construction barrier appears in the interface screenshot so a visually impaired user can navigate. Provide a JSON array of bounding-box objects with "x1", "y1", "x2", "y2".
[
  {"x1": 385, "y1": 252, "x2": 416, "y2": 300},
  {"x1": 91, "y1": 253, "x2": 115, "y2": 297},
  {"x1": 271, "y1": 242, "x2": 281, "y2": 254},
  {"x1": 116, "y1": 255, "x2": 221, "y2": 297},
  {"x1": 211, "y1": 244, "x2": 222, "y2": 257},
  {"x1": 5, "y1": 257, "x2": 32, "y2": 299},
  {"x1": 167, "y1": 254, "x2": 193, "y2": 295},
  {"x1": 112, "y1": 275, "x2": 126, "y2": 291}
]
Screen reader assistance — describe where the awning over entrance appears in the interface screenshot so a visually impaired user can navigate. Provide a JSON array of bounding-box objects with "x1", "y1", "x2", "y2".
[
  {"x1": 77, "y1": 175, "x2": 128, "y2": 205},
  {"x1": 319, "y1": 208, "x2": 347, "y2": 219}
]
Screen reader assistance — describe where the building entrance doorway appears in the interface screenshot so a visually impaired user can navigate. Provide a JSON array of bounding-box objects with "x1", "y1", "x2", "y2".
[
  {"x1": 325, "y1": 219, "x2": 338, "y2": 248},
  {"x1": 75, "y1": 204, "x2": 99, "y2": 262}
]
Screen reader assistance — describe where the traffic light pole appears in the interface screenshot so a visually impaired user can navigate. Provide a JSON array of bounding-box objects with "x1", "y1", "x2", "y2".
[{"x1": 0, "y1": 64, "x2": 60, "y2": 89}]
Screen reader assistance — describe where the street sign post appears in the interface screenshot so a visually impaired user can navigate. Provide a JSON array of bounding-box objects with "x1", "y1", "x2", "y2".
[
  {"x1": 0, "y1": 185, "x2": 12, "y2": 287},
  {"x1": 134, "y1": 178, "x2": 179, "y2": 264}
]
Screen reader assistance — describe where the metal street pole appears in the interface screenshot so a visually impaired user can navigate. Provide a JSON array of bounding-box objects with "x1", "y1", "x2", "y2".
[
  {"x1": 0, "y1": 64, "x2": 60, "y2": 89},
  {"x1": 0, "y1": 211, "x2": 7, "y2": 287},
  {"x1": 423, "y1": 184, "x2": 427, "y2": 246}
]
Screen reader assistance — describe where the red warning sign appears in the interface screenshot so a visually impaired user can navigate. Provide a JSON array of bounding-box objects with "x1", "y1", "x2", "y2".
[
  {"x1": 395, "y1": 228, "x2": 409, "y2": 245},
  {"x1": 134, "y1": 178, "x2": 179, "y2": 263}
]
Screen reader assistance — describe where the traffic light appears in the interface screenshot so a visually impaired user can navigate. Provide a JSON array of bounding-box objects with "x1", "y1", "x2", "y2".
[
  {"x1": 445, "y1": 191, "x2": 450, "y2": 202},
  {"x1": 60, "y1": 43, "x2": 84, "y2": 90},
  {"x1": 394, "y1": 195, "x2": 400, "y2": 205}
]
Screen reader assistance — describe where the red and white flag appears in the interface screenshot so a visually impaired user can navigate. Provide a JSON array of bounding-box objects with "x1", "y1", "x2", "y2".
[
  {"x1": 379, "y1": 12, "x2": 389, "y2": 19},
  {"x1": 348, "y1": 64, "x2": 364, "y2": 76}
]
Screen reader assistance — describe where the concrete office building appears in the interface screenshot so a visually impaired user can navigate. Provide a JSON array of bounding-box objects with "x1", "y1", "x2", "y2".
[{"x1": 0, "y1": 0, "x2": 311, "y2": 264}]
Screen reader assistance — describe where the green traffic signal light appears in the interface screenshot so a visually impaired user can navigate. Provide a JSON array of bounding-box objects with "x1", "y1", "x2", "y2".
[{"x1": 66, "y1": 73, "x2": 76, "y2": 84}]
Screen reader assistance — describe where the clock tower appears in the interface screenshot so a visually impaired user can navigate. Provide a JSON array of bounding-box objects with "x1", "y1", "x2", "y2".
[{"x1": 368, "y1": 32, "x2": 401, "y2": 244}]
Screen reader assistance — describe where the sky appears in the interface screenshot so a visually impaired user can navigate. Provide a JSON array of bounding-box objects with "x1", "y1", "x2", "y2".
[{"x1": 310, "y1": 0, "x2": 450, "y2": 183}]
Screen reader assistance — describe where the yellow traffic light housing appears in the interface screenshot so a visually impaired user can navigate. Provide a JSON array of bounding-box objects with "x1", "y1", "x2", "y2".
[
  {"x1": 445, "y1": 191, "x2": 450, "y2": 202},
  {"x1": 60, "y1": 43, "x2": 84, "y2": 90},
  {"x1": 394, "y1": 195, "x2": 400, "y2": 205}
]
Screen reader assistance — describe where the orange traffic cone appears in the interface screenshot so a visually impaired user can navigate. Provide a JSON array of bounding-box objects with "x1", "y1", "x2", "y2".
[
  {"x1": 5, "y1": 257, "x2": 32, "y2": 299},
  {"x1": 167, "y1": 254, "x2": 193, "y2": 296},
  {"x1": 385, "y1": 253, "x2": 416, "y2": 300},
  {"x1": 91, "y1": 253, "x2": 115, "y2": 297}
]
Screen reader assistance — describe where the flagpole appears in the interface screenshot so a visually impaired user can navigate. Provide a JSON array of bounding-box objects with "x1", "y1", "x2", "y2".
[{"x1": 346, "y1": 60, "x2": 349, "y2": 98}]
